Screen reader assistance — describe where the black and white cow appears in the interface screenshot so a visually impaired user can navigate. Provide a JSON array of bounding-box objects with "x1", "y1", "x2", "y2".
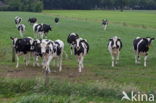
[
  {"x1": 33, "y1": 23, "x2": 52, "y2": 39},
  {"x1": 42, "y1": 24, "x2": 52, "y2": 36},
  {"x1": 54, "y1": 17, "x2": 59, "y2": 24},
  {"x1": 133, "y1": 37, "x2": 154, "y2": 67},
  {"x1": 16, "y1": 24, "x2": 25, "y2": 38},
  {"x1": 31, "y1": 39, "x2": 42, "y2": 66},
  {"x1": 28, "y1": 17, "x2": 37, "y2": 24},
  {"x1": 108, "y1": 36, "x2": 122, "y2": 67},
  {"x1": 10, "y1": 37, "x2": 34, "y2": 68},
  {"x1": 40, "y1": 39, "x2": 64, "y2": 72},
  {"x1": 102, "y1": 19, "x2": 108, "y2": 30},
  {"x1": 73, "y1": 38, "x2": 89, "y2": 72},
  {"x1": 67, "y1": 33, "x2": 79, "y2": 55},
  {"x1": 15, "y1": 16, "x2": 22, "y2": 25}
]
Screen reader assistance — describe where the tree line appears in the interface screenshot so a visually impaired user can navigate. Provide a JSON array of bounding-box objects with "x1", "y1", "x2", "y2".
[
  {"x1": 1, "y1": 0, "x2": 156, "y2": 12},
  {"x1": 0, "y1": 0, "x2": 43, "y2": 12},
  {"x1": 43, "y1": 0, "x2": 156, "y2": 10}
]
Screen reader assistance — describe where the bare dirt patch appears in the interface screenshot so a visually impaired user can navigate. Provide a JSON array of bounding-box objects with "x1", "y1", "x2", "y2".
[{"x1": 0, "y1": 64, "x2": 103, "y2": 82}]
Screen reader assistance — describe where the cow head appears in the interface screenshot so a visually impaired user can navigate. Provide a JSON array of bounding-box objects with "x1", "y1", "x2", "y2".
[
  {"x1": 40, "y1": 40, "x2": 53, "y2": 55},
  {"x1": 31, "y1": 39, "x2": 40, "y2": 51},
  {"x1": 145, "y1": 37, "x2": 155, "y2": 47},
  {"x1": 46, "y1": 25, "x2": 52, "y2": 31},
  {"x1": 67, "y1": 33, "x2": 79, "y2": 44},
  {"x1": 109, "y1": 36, "x2": 121, "y2": 49},
  {"x1": 40, "y1": 40, "x2": 48, "y2": 55},
  {"x1": 10, "y1": 37, "x2": 18, "y2": 47},
  {"x1": 75, "y1": 38, "x2": 83, "y2": 50}
]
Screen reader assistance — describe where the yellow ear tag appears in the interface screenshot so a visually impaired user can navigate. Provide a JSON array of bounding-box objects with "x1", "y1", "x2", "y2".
[{"x1": 149, "y1": 45, "x2": 152, "y2": 48}]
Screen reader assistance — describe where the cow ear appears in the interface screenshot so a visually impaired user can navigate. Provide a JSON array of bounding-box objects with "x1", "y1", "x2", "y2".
[
  {"x1": 47, "y1": 42, "x2": 51, "y2": 45},
  {"x1": 10, "y1": 37, "x2": 14, "y2": 40},
  {"x1": 151, "y1": 38, "x2": 155, "y2": 40},
  {"x1": 76, "y1": 33, "x2": 79, "y2": 37},
  {"x1": 109, "y1": 39, "x2": 112, "y2": 41},
  {"x1": 118, "y1": 38, "x2": 121, "y2": 41}
]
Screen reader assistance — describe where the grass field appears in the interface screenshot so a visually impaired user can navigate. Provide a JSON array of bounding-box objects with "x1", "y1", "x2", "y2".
[{"x1": 0, "y1": 10, "x2": 156, "y2": 103}]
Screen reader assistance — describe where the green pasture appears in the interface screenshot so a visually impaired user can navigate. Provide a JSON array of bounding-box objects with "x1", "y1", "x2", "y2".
[{"x1": 0, "y1": 10, "x2": 156, "y2": 103}]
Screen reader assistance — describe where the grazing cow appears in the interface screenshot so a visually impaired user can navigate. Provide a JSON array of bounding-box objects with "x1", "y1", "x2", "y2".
[
  {"x1": 33, "y1": 23, "x2": 52, "y2": 39},
  {"x1": 67, "y1": 33, "x2": 79, "y2": 55},
  {"x1": 15, "y1": 16, "x2": 22, "y2": 25},
  {"x1": 28, "y1": 17, "x2": 37, "y2": 24},
  {"x1": 73, "y1": 38, "x2": 89, "y2": 72},
  {"x1": 54, "y1": 17, "x2": 59, "y2": 24},
  {"x1": 108, "y1": 36, "x2": 122, "y2": 67},
  {"x1": 16, "y1": 24, "x2": 25, "y2": 38},
  {"x1": 102, "y1": 19, "x2": 108, "y2": 30},
  {"x1": 42, "y1": 24, "x2": 52, "y2": 36},
  {"x1": 10, "y1": 37, "x2": 34, "y2": 68},
  {"x1": 133, "y1": 37, "x2": 154, "y2": 67},
  {"x1": 40, "y1": 39, "x2": 64, "y2": 72}
]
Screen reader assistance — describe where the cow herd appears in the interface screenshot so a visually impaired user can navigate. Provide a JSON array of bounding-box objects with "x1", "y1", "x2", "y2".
[
  {"x1": 12, "y1": 16, "x2": 90, "y2": 73},
  {"x1": 12, "y1": 16, "x2": 155, "y2": 73}
]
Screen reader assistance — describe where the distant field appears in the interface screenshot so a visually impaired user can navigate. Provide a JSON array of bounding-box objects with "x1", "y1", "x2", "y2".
[
  {"x1": 44, "y1": 10, "x2": 156, "y2": 28},
  {"x1": 0, "y1": 10, "x2": 156, "y2": 103}
]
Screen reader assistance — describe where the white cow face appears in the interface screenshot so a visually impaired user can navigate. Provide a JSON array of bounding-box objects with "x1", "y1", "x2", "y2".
[
  {"x1": 110, "y1": 36, "x2": 120, "y2": 49},
  {"x1": 75, "y1": 38, "x2": 82, "y2": 50},
  {"x1": 10, "y1": 37, "x2": 18, "y2": 47},
  {"x1": 40, "y1": 41, "x2": 48, "y2": 55},
  {"x1": 146, "y1": 37, "x2": 155, "y2": 46}
]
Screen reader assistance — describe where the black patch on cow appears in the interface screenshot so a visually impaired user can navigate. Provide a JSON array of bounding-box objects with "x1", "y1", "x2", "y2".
[
  {"x1": 133, "y1": 37, "x2": 154, "y2": 54},
  {"x1": 15, "y1": 17, "x2": 22, "y2": 24},
  {"x1": 74, "y1": 40, "x2": 89, "y2": 55},
  {"x1": 55, "y1": 18, "x2": 59, "y2": 23},
  {"x1": 67, "y1": 33, "x2": 79, "y2": 44},
  {"x1": 28, "y1": 18, "x2": 37, "y2": 24},
  {"x1": 18, "y1": 25, "x2": 24, "y2": 31},
  {"x1": 14, "y1": 38, "x2": 32, "y2": 54},
  {"x1": 35, "y1": 24, "x2": 43, "y2": 32},
  {"x1": 42, "y1": 24, "x2": 52, "y2": 34},
  {"x1": 108, "y1": 38, "x2": 122, "y2": 51},
  {"x1": 54, "y1": 41, "x2": 62, "y2": 56},
  {"x1": 102, "y1": 19, "x2": 108, "y2": 25},
  {"x1": 32, "y1": 40, "x2": 42, "y2": 57}
]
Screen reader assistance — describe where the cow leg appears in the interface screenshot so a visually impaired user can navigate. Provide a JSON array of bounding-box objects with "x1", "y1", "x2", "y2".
[
  {"x1": 138, "y1": 56, "x2": 141, "y2": 64},
  {"x1": 41, "y1": 33, "x2": 44, "y2": 39},
  {"x1": 116, "y1": 52, "x2": 120, "y2": 64},
  {"x1": 135, "y1": 54, "x2": 141, "y2": 64},
  {"x1": 80, "y1": 56, "x2": 84, "y2": 69},
  {"x1": 25, "y1": 55, "x2": 29, "y2": 66},
  {"x1": 46, "y1": 55, "x2": 53, "y2": 72},
  {"x1": 70, "y1": 46, "x2": 73, "y2": 55},
  {"x1": 33, "y1": 56, "x2": 40, "y2": 67},
  {"x1": 42, "y1": 56, "x2": 47, "y2": 69},
  {"x1": 58, "y1": 56, "x2": 63, "y2": 72},
  {"x1": 53, "y1": 59, "x2": 56, "y2": 67},
  {"x1": 16, "y1": 54, "x2": 19, "y2": 68},
  {"x1": 104, "y1": 25, "x2": 107, "y2": 30},
  {"x1": 144, "y1": 55, "x2": 148, "y2": 67},
  {"x1": 27, "y1": 53, "x2": 30, "y2": 66},
  {"x1": 19, "y1": 30, "x2": 23, "y2": 38},
  {"x1": 112, "y1": 56, "x2": 115, "y2": 67},
  {"x1": 135, "y1": 54, "x2": 138, "y2": 64},
  {"x1": 77, "y1": 56, "x2": 81, "y2": 72}
]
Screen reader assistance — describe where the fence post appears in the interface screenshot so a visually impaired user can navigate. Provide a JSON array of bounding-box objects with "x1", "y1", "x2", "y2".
[
  {"x1": 12, "y1": 46, "x2": 15, "y2": 62},
  {"x1": 44, "y1": 70, "x2": 49, "y2": 87}
]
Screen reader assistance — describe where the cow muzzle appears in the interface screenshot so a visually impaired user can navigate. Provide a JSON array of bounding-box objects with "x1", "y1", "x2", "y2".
[{"x1": 76, "y1": 46, "x2": 80, "y2": 50}]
